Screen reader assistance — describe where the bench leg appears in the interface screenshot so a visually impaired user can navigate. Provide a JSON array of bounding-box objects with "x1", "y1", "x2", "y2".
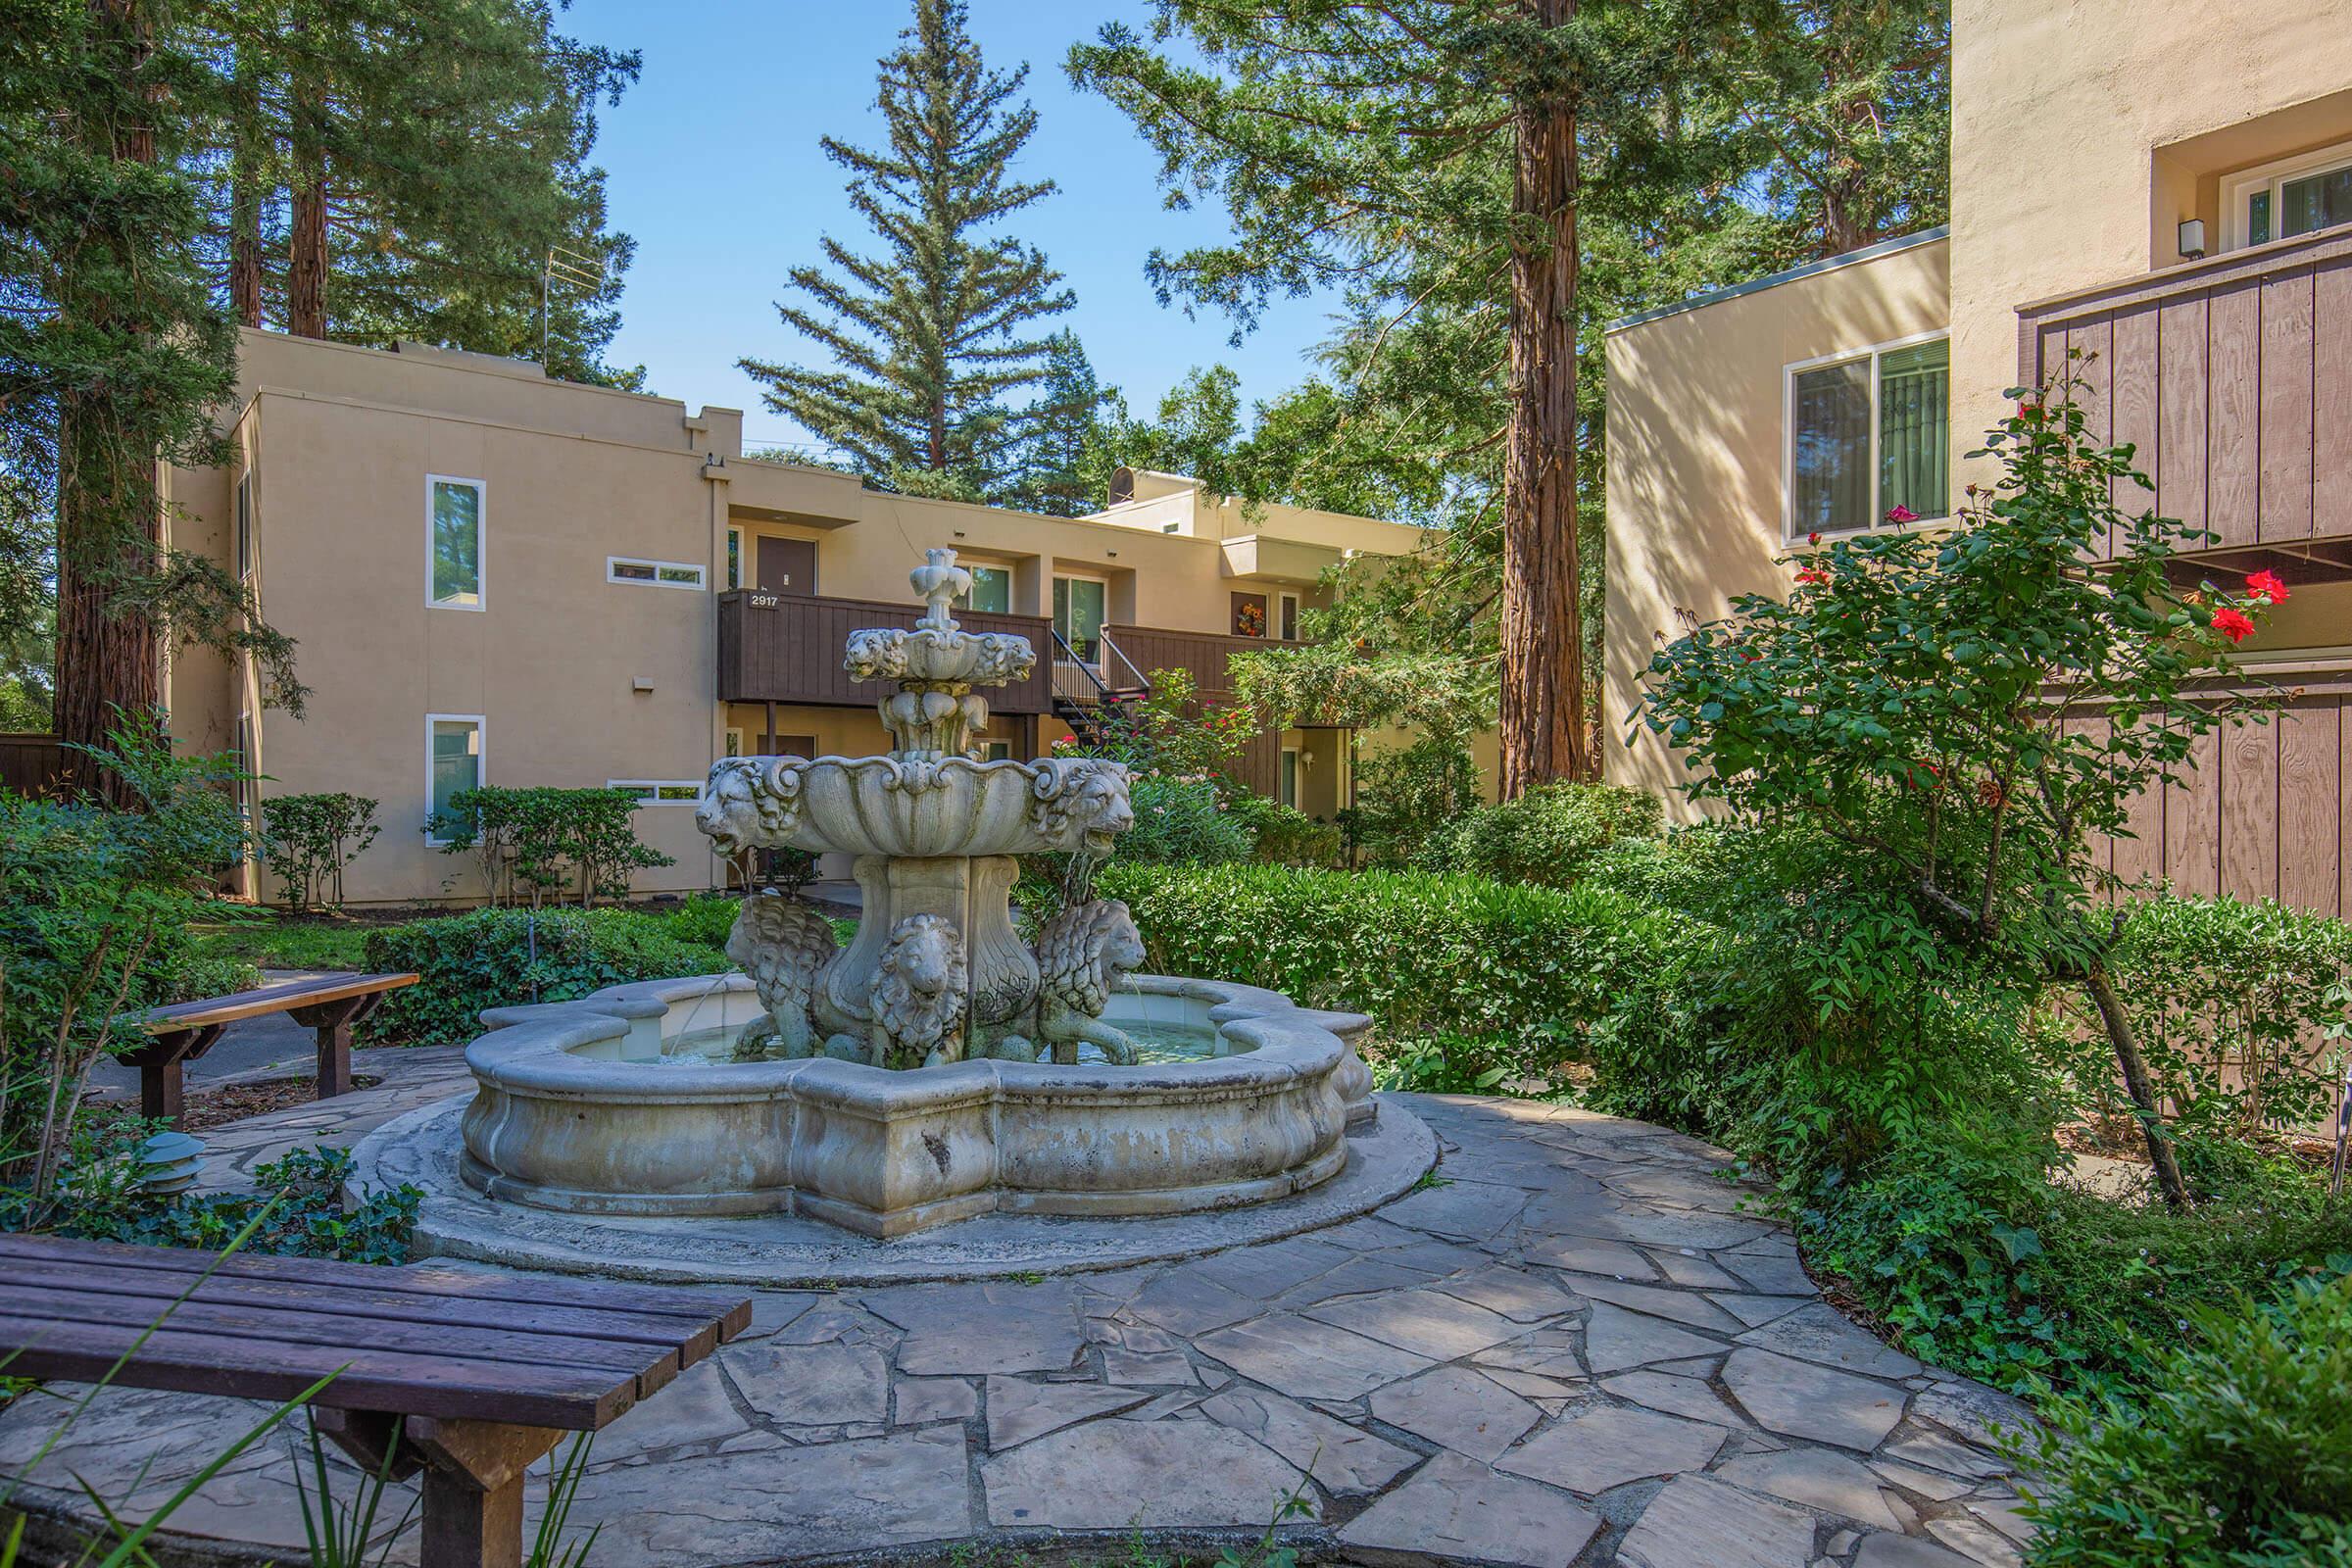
[
  {"x1": 142, "y1": 1057, "x2": 183, "y2": 1122},
  {"x1": 315, "y1": 1015, "x2": 353, "y2": 1099},
  {"x1": 408, "y1": 1417, "x2": 563, "y2": 1568}
]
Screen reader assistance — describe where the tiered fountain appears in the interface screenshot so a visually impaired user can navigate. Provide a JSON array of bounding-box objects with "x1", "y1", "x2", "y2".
[{"x1": 381, "y1": 550, "x2": 1398, "y2": 1260}]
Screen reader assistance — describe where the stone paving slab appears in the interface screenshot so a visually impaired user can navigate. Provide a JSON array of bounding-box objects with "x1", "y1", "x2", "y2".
[{"x1": 0, "y1": 1091, "x2": 2035, "y2": 1567}]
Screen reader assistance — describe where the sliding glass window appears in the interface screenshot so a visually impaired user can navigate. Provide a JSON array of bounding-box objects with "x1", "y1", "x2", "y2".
[{"x1": 1787, "y1": 335, "x2": 1948, "y2": 539}]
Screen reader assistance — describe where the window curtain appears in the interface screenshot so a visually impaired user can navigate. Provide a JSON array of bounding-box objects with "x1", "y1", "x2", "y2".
[
  {"x1": 1879, "y1": 339, "x2": 1949, "y2": 522},
  {"x1": 1793, "y1": 361, "x2": 1872, "y2": 534}
]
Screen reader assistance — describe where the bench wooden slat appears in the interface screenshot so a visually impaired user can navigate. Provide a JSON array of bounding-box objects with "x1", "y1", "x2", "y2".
[
  {"x1": 0, "y1": 1236, "x2": 752, "y2": 1348},
  {"x1": 0, "y1": 1258, "x2": 723, "y2": 1360},
  {"x1": 0, "y1": 1284, "x2": 679, "y2": 1397},
  {"x1": 0, "y1": 1313, "x2": 639, "y2": 1429},
  {"x1": 135, "y1": 971, "x2": 418, "y2": 1032}
]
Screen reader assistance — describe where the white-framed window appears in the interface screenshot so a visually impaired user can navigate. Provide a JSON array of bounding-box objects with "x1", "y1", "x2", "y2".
[
  {"x1": 981, "y1": 739, "x2": 1013, "y2": 761},
  {"x1": 724, "y1": 726, "x2": 746, "y2": 758},
  {"x1": 956, "y1": 563, "x2": 1013, "y2": 614},
  {"x1": 424, "y1": 714, "x2": 484, "y2": 844},
  {"x1": 607, "y1": 779, "x2": 703, "y2": 805},
  {"x1": 608, "y1": 556, "x2": 707, "y2": 590},
  {"x1": 725, "y1": 526, "x2": 743, "y2": 590},
  {"x1": 233, "y1": 472, "x2": 255, "y2": 582},
  {"x1": 1277, "y1": 592, "x2": 1300, "y2": 642},
  {"x1": 1279, "y1": 748, "x2": 1299, "y2": 808},
  {"x1": 427, "y1": 475, "x2": 485, "y2": 610},
  {"x1": 2225, "y1": 140, "x2": 2352, "y2": 251},
  {"x1": 1784, "y1": 333, "x2": 1949, "y2": 541}
]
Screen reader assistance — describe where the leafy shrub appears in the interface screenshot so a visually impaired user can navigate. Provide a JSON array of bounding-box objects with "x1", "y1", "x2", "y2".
[
  {"x1": 2014, "y1": 1279, "x2": 2352, "y2": 1566},
  {"x1": 661, "y1": 893, "x2": 744, "y2": 949},
  {"x1": 1419, "y1": 781, "x2": 1661, "y2": 886},
  {"x1": 361, "y1": 907, "x2": 726, "y2": 1046},
  {"x1": 1094, "y1": 858, "x2": 1705, "y2": 1086},
  {"x1": 1, "y1": 716, "x2": 261, "y2": 1206},
  {"x1": 1118, "y1": 775, "x2": 1255, "y2": 864},
  {"x1": 260, "y1": 792, "x2": 380, "y2": 910},
  {"x1": 1345, "y1": 734, "x2": 1478, "y2": 868},
  {"x1": 428, "y1": 785, "x2": 675, "y2": 907},
  {"x1": 1224, "y1": 792, "x2": 1344, "y2": 867},
  {"x1": 2, "y1": 1139, "x2": 418, "y2": 1263},
  {"x1": 2094, "y1": 896, "x2": 2352, "y2": 1135}
]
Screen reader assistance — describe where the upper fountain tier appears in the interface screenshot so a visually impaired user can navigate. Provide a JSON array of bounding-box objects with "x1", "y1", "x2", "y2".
[{"x1": 845, "y1": 549, "x2": 1036, "y2": 758}]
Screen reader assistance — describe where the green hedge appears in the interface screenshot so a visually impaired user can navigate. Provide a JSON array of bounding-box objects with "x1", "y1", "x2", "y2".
[
  {"x1": 362, "y1": 907, "x2": 726, "y2": 1046},
  {"x1": 1094, "y1": 858, "x2": 1708, "y2": 1074},
  {"x1": 1418, "y1": 781, "x2": 1662, "y2": 887}
]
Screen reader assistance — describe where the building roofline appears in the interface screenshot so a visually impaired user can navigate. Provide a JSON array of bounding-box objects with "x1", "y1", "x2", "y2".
[{"x1": 1602, "y1": 226, "x2": 1950, "y2": 336}]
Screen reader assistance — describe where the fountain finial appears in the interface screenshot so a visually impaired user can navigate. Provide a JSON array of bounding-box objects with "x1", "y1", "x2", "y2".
[{"x1": 909, "y1": 548, "x2": 970, "y2": 633}]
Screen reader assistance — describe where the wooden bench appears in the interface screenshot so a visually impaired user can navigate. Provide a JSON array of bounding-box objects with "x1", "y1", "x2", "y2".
[
  {"x1": 0, "y1": 1234, "x2": 750, "y2": 1568},
  {"x1": 122, "y1": 971, "x2": 419, "y2": 1121}
]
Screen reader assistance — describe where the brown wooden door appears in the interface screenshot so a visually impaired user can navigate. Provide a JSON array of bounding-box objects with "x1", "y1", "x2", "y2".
[{"x1": 758, "y1": 537, "x2": 817, "y2": 596}]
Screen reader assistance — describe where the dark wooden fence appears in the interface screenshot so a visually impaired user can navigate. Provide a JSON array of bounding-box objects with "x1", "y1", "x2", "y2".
[{"x1": 0, "y1": 734, "x2": 65, "y2": 798}]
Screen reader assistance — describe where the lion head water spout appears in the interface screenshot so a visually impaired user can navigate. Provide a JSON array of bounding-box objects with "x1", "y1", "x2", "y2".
[{"x1": 696, "y1": 548, "x2": 1148, "y2": 1069}]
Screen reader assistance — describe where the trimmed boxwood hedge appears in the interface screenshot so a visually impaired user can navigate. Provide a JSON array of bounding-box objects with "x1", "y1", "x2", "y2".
[
  {"x1": 1092, "y1": 858, "x2": 1709, "y2": 1065},
  {"x1": 362, "y1": 907, "x2": 727, "y2": 1046}
]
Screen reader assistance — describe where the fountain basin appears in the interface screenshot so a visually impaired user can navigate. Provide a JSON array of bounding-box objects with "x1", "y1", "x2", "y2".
[{"x1": 457, "y1": 973, "x2": 1376, "y2": 1238}]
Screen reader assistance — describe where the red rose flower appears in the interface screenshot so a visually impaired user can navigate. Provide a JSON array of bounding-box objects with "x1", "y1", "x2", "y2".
[
  {"x1": 2245, "y1": 569, "x2": 2289, "y2": 605},
  {"x1": 2211, "y1": 607, "x2": 2256, "y2": 644},
  {"x1": 2016, "y1": 401, "x2": 2040, "y2": 420},
  {"x1": 1808, "y1": 532, "x2": 1821, "y2": 546},
  {"x1": 1886, "y1": 505, "x2": 1919, "y2": 524},
  {"x1": 1794, "y1": 566, "x2": 1830, "y2": 586}
]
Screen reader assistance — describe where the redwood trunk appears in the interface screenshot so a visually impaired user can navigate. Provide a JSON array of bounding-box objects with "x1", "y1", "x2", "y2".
[
  {"x1": 55, "y1": 0, "x2": 165, "y2": 797},
  {"x1": 227, "y1": 49, "x2": 263, "y2": 327},
  {"x1": 1498, "y1": 0, "x2": 1587, "y2": 798},
  {"x1": 287, "y1": 46, "x2": 327, "y2": 337}
]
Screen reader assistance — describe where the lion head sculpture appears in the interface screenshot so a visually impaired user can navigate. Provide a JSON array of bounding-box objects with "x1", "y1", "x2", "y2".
[
  {"x1": 1033, "y1": 898, "x2": 1146, "y2": 1019},
  {"x1": 1026, "y1": 759, "x2": 1136, "y2": 857},
  {"x1": 872, "y1": 913, "x2": 968, "y2": 1070},
  {"x1": 725, "y1": 894, "x2": 839, "y2": 1057},
  {"x1": 695, "y1": 757, "x2": 805, "y2": 855}
]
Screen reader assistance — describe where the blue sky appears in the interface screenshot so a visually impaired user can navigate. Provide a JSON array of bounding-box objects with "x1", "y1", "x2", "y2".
[{"x1": 560, "y1": 0, "x2": 1340, "y2": 458}]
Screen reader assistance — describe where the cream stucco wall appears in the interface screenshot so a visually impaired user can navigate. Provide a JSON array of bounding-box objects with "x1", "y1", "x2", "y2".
[
  {"x1": 1949, "y1": 0, "x2": 2352, "y2": 488},
  {"x1": 165, "y1": 328, "x2": 1450, "y2": 904},
  {"x1": 1602, "y1": 235, "x2": 1951, "y2": 814}
]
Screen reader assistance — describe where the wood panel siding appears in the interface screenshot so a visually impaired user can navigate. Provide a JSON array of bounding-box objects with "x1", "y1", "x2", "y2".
[
  {"x1": 2082, "y1": 667, "x2": 2352, "y2": 916},
  {"x1": 716, "y1": 591, "x2": 1053, "y2": 712},
  {"x1": 1103, "y1": 623, "x2": 1304, "y2": 800},
  {"x1": 2018, "y1": 226, "x2": 2352, "y2": 556},
  {"x1": 0, "y1": 734, "x2": 64, "y2": 798}
]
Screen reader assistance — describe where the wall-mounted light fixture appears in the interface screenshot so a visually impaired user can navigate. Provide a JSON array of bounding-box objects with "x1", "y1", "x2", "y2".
[
  {"x1": 1106, "y1": 550, "x2": 1119, "y2": 559},
  {"x1": 953, "y1": 529, "x2": 966, "y2": 538},
  {"x1": 2179, "y1": 219, "x2": 2207, "y2": 260},
  {"x1": 1301, "y1": 750, "x2": 1317, "y2": 768}
]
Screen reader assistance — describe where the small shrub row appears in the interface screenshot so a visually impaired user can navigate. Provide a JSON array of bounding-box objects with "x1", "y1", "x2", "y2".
[
  {"x1": 1093, "y1": 858, "x2": 1710, "y2": 1084},
  {"x1": 428, "y1": 785, "x2": 675, "y2": 907},
  {"x1": 362, "y1": 906, "x2": 727, "y2": 1046},
  {"x1": 1417, "y1": 780, "x2": 1661, "y2": 887}
]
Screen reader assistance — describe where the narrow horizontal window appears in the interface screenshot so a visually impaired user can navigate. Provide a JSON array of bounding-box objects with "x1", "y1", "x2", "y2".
[
  {"x1": 608, "y1": 557, "x2": 706, "y2": 590},
  {"x1": 607, "y1": 779, "x2": 703, "y2": 804}
]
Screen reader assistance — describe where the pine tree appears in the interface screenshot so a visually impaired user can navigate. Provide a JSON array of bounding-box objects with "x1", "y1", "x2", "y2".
[
  {"x1": 1006, "y1": 330, "x2": 1115, "y2": 516},
  {"x1": 0, "y1": 0, "x2": 301, "y2": 791},
  {"x1": 185, "y1": 0, "x2": 643, "y2": 383},
  {"x1": 740, "y1": 0, "x2": 1078, "y2": 501}
]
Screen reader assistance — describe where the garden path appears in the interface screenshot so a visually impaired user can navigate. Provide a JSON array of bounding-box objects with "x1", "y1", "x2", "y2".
[{"x1": 0, "y1": 1092, "x2": 2036, "y2": 1568}]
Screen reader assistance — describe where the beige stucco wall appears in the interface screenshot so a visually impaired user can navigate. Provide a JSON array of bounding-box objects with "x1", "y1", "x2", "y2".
[
  {"x1": 163, "y1": 328, "x2": 1461, "y2": 904},
  {"x1": 1949, "y1": 0, "x2": 2352, "y2": 487},
  {"x1": 1602, "y1": 235, "x2": 1951, "y2": 815}
]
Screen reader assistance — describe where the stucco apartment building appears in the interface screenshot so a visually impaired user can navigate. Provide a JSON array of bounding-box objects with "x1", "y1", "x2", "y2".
[
  {"x1": 163, "y1": 328, "x2": 1438, "y2": 906},
  {"x1": 1606, "y1": 0, "x2": 2352, "y2": 915}
]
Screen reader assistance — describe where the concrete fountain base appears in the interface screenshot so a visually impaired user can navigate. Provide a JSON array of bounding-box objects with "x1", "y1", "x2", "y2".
[{"x1": 350, "y1": 1091, "x2": 1434, "y2": 1288}]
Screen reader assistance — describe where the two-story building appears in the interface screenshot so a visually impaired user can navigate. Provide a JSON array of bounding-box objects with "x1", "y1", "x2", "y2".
[
  {"x1": 164, "y1": 328, "x2": 1438, "y2": 905},
  {"x1": 1606, "y1": 0, "x2": 2352, "y2": 914}
]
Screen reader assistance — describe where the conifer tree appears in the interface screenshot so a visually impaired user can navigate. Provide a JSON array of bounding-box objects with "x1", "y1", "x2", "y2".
[
  {"x1": 0, "y1": 0, "x2": 300, "y2": 790},
  {"x1": 1007, "y1": 331, "x2": 1116, "y2": 516},
  {"x1": 740, "y1": 0, "x2": 1078, "y2": 502}
]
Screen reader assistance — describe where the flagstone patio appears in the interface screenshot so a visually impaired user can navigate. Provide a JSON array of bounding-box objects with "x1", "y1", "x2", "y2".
[{"x1": 0, "y1": 1085, "x2": 2036, "y2": 1567}]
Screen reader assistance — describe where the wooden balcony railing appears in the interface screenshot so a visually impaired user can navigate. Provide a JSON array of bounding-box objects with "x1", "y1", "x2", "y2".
[
  {"x1": 1102, "y1": 622, "x2": 1294, "y2": 707},
  {"x1": 715, "y1": 591, "x2": 1054, "y2": 713},
  {"x1": 2016, "y1": 225, "x2": 2352, "y2": 556}
]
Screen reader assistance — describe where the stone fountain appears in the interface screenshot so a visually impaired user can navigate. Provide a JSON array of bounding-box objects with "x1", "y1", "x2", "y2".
[
  {"x1": 361, "y1": 549, "x2": 1401, "y2": 1262},
  {"x1": 694, "y1": 548, "x2": 1151, "y2": 1071}
]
